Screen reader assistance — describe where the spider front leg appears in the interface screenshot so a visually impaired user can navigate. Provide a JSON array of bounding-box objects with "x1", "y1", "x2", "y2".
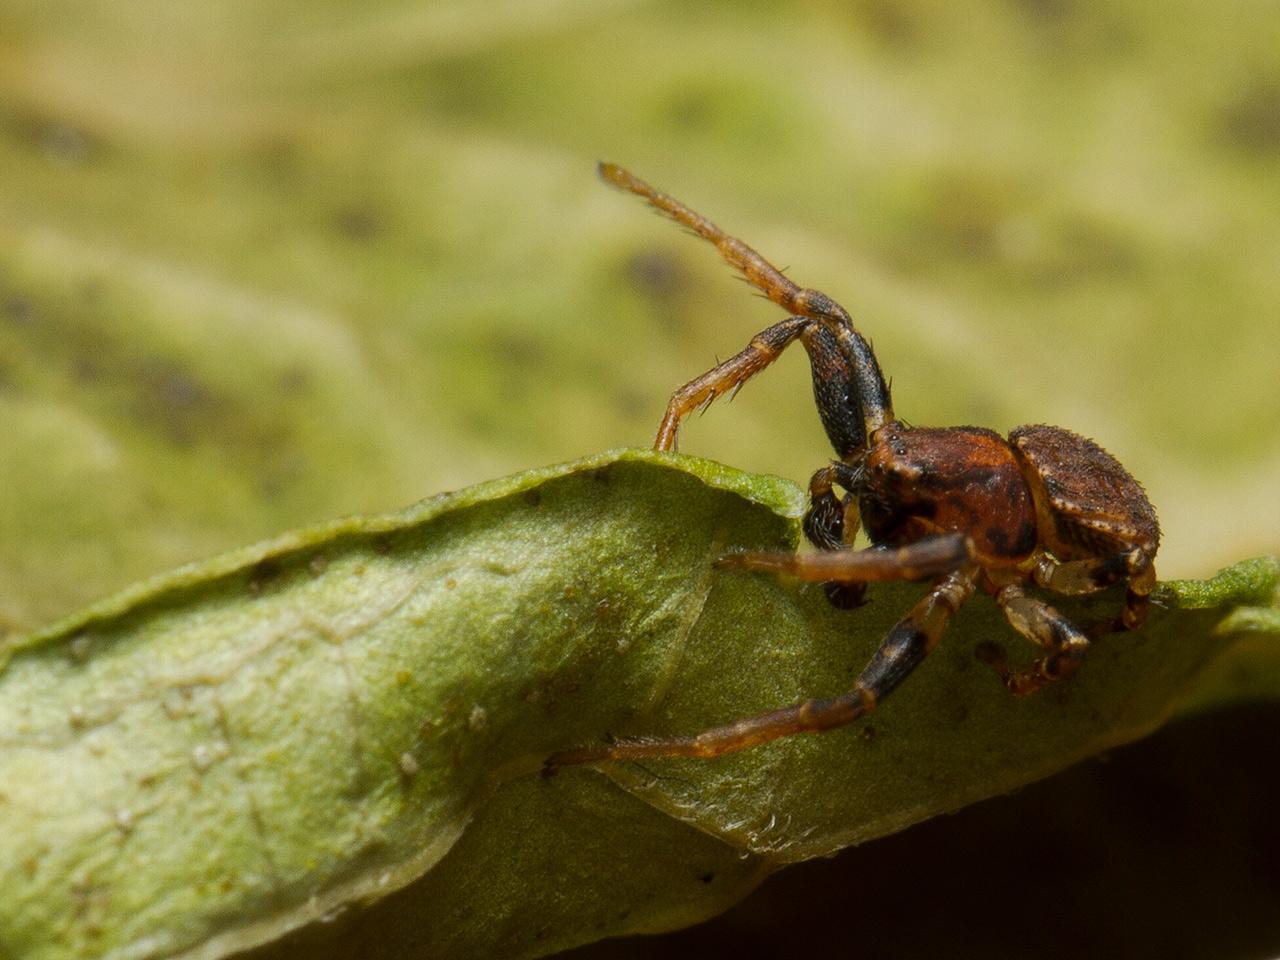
[
  {"x1": 601, "y1": 164, "x2": 893, "y2": 454},
  {"x1": 655, "y1": 316, "x2": 810, "y2": 450},
  {"x1": 717, "y1": 532, "x2": 975, "y2": 584},
  {"x1": 544, "y1": 544, "x2": 977, "y2": 773}
]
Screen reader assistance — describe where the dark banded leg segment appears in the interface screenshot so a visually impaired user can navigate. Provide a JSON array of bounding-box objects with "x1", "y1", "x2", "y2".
[
  {"x1": 543, "y1": 567, "x2": 977, "y2": 772},
  {"x1": 802, "y1": 464, "x2": 867, "y2": 609},
  {"x1": 802, "y1": 465, "x2": 847, "y2": 551},
  {"x1": 977, "y1": 584, "x2": 1089, "y2": 697},
  {"x1": 1121, "y1": 557, "x2": 1157, "y2": 631}
]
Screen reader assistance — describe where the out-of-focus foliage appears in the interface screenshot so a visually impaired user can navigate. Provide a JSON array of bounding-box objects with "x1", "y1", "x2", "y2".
[
  {"x1": 1, "y1": 1, "x2": 1277, "y2": 957},
  {"x1": 1, "y1": 0, "x2": 1277, "y2": 632}
]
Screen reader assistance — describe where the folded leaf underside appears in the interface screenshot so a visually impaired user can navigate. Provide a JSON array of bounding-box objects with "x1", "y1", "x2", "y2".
[{"x1": 0, "y1": 449, "x2": 1275, "y2": 960}]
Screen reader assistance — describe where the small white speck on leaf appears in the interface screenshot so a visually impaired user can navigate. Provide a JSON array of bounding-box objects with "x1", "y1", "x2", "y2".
[
  {"x1": 191, "y1": 740, "x2": 229, "y2": 772},
  {"x1": 398, "y1": 752, "x2": 419, "y2": 777}
]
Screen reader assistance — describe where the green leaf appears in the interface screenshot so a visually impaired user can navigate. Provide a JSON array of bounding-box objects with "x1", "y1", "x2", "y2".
[{"x1": 2, "y1": 449, "x2": 1276, "y2": 959}]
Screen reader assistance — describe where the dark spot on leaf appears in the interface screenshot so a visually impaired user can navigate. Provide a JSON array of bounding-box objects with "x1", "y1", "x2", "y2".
[
  {"x1": 253, "y1": 137, "x2": 303, "y2": 183},
  {"x1": 589, "y1": 465, "x2": 613, "y2": 485},
  {"x1": 73, "y1": 354, "x2": 101, "y2": 384},
  {"x1": 700, "y1": 872, "x2": 716, "y2": 884},
  {"x1": 664, "y1": 88, "x2": 716, "y2": 132},
  {"x1": 846, "y1": 0, "x2": 919, "y2": 44},
  {"x1": 3, "y1": 296, "x2": 34, "y2": 326},
  {"x1": 257, "y1": 450, "x2": 308, "y2": 499},
  {"x1": 624, "y1": 249, "x2": 691, "y2": 306},
  {"x1": 1034, "y1": 213, "x2": 1142, "y2": 283},
  {"x1": 861, "y1": 725, "x2": 877, "y2": 741},
  {"x1": 132, "y1": 357, "x2": 220, "y2": 447},
  {"x1": 277, "y1": 366, "x2": 311, "y2": 394},
  {"x1": 657, "y1": 78, "x2": 787, "y2": 146},
  {"x1": 77, "y1": 277, "x2": 104, "y2": 305},
  {"x1": 1219, "y1": 79, "x2": 1280, "y2": 155},
  {"x1": 918, "y1": 170, "x2": 1016, "y2": 261},
  {"x1": 523, "y1": 489, "x2": 542, "y2": 508},
  {"x1": 1008, "y1": 0, "x2": 1138, "y2": 54},
  {"x1": 974, "y1": 641, "x2": 1006, "y2": 667},
  {"x1": 1011, "y1": 0, "x2": 1075, "y2": 26},
  {"x1": 333, "y1": 205, "x2": 382, "y2": 242},
  {"x1": 41, "y1": 122, "x2": 92, "y2": 165},
  {"x1": 613, "y1": 386, "x2": 648, "y2": 420},
  {"x1": 247, "y1": 559, "x2": 284, "y2": 595},
  {"x1": 156, "y1": 366, "x2": 205, "y2": 409},
  {"x1": 3, "y1": 107, "x2": 99, "y2": 165},
  {"x1": 486, "y1": 328, "x2": 545, "y2": 370},
  {"x1": 464, "y1": 411, "x2": 498, "y2": 438},
  {"x1": 417, "y1": 57, "x2": 508, "y2": 120},
  {"x1": 370, "y1": 532, "x2": 395, "y2": 556}
]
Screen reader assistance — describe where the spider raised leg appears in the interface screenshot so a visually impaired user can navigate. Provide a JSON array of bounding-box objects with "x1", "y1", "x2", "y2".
[
  {"x1": 598, "y1": 163, "x2": 891, "y2": 459},
  {"x1": 544, "y1": 164, "x2": 1160, "y2": 774}
]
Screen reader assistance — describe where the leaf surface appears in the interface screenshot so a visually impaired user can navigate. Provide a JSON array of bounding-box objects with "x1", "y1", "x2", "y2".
[{"x1": 2, "y1": 450, "x2": 1276, "y2": 959}]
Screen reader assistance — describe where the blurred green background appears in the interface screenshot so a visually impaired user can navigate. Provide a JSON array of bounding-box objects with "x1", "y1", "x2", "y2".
[
  {"x1": 2, "y1": 0, "x2": 1278, "y2": 632},
  {"x1": 2, "y1": 3, "x2": 1279, "y2": 957}
]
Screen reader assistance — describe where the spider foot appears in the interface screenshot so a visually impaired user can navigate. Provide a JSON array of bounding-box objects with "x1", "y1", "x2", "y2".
[
  {"x1": 975, "y1": 642, "x2": 1075, "y2": 697},
  {"x1": 974, "y1": 641, "x2": 1032, "y2": 693}
]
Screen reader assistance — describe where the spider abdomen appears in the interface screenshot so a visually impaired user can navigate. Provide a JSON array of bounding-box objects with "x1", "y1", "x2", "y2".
[{"x1": 1010, "y1": 424, "x2": 1160, "y2": 561}]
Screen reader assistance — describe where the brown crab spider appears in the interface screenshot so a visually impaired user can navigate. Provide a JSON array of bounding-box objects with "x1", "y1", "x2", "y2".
[{"x1": 545, "y1": 164, "x2": 1159, "y2": 771}]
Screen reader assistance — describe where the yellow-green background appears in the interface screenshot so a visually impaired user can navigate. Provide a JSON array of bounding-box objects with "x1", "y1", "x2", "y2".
[
  {"x1": 3, "y1": 0, "x2": 1278, "y2": 634},
  {"x1": 1, "y1": 3, "x2": 1279, "y2": 957}
]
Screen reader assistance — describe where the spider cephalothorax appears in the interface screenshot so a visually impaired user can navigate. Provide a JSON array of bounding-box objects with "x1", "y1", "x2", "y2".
[{"x1": 546, "y1": 164, "x2": 1158, "y2": 770}]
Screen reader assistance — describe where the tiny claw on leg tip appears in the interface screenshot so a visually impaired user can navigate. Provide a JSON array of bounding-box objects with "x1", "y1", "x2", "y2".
[{"x1": 714, "y1": 551, "x2": 782, "y2": 571}]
